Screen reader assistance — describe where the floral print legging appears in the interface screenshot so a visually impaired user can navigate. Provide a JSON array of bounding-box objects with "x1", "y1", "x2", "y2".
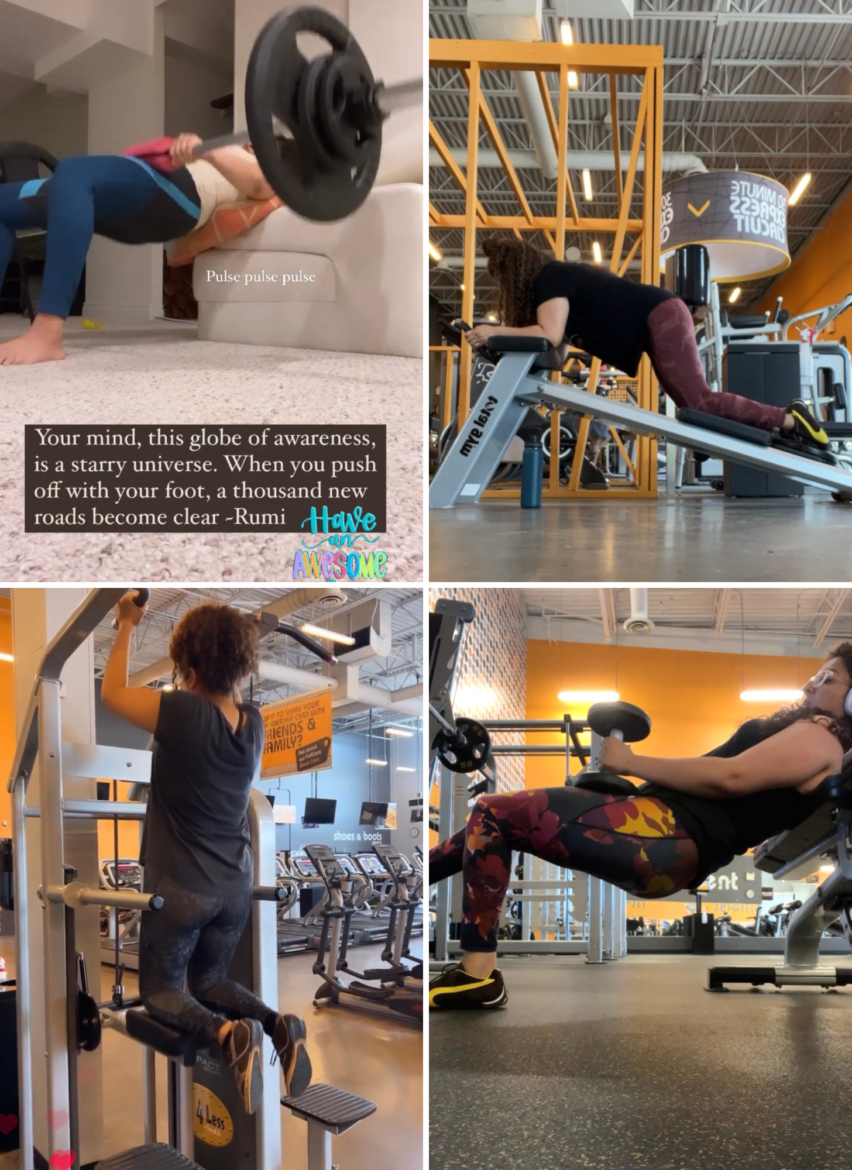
[{"x1": 430, "y1": 787, "x2": 700, "y2": 952}]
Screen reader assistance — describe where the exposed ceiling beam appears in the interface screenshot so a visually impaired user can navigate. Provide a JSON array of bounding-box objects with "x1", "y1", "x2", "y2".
[
  {"x1": 813, "y1": 590, "x2": 849, "y2": 648},
  {"x1": 714, "y1": 589, "x2": 731, "y2": 636},
  {"x1": 599, "y1": 589, "x2": 616, "y2": 644},
  {"x1": 430, "y1": 3, "x2": 852, "y2": 21}
]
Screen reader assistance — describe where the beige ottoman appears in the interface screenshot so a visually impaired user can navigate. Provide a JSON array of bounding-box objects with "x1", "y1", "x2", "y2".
[{"x1": 193, "y1": 183, "x2": 422, "y2": 358}]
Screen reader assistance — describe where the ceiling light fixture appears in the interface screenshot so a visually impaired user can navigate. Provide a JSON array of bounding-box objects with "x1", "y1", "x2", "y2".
[{"x1": 301, "y1": 623, "x2": 356, "y2": 646}]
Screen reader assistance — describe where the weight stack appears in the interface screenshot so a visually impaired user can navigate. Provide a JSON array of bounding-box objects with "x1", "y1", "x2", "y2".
[{"x1": 722, "y1": 342, "x2": 802, "y2": 497}]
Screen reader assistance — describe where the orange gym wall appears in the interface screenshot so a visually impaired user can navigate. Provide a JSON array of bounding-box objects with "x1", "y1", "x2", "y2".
[
  {"x1": 0, "y1": 601, "x2": 13, "y2": 840},
  {"x1": 526, "y1": 640, "x2": 826, "y2": 919},
  {"x1": 756, "y1": 185, "x2": 852, "y2": 336},
  {"x1": 524, "y1": 640, "x2": 824, "y2": 789}
]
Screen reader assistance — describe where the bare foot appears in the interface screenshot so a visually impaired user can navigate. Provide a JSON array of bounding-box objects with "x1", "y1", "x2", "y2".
[{"x1": 0, "y1": 330, "x2": 66, "y2": 365}]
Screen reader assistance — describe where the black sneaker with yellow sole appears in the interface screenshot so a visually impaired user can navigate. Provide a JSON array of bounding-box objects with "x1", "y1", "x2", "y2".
[
  {"x1": 788, "y1": 399, "x2": 829, "y2": 449},
  {"x1": 429, "y1": 964, "x2": 508, "y2": 1010}
]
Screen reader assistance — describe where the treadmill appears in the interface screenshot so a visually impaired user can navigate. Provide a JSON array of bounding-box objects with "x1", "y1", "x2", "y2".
[{"x1": 274, "y1": 854, "x2": 312, "y2": 955}]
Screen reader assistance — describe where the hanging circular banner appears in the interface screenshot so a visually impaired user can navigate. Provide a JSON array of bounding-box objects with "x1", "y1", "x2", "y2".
[{"x1": 660, "y1": 170, "x2": 790, "y2": 282}]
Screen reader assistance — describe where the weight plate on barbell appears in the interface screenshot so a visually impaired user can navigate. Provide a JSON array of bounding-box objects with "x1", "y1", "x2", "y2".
[
  {"x1": 245, "y1": 6, "x2": 382, "y2": 222},
  {"x1": 435, "y1": 717, "x2": 492, "y2": 774}
]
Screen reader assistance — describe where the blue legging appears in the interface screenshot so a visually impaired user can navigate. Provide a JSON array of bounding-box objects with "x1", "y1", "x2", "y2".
[{"x1": 0, "y1": 154, "x2": 200, "y2": 319}]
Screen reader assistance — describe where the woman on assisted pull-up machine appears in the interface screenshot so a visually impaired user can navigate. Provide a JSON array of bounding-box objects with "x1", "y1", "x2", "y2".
[
  {"x1": 429, "y1": 645, "x2": 852, "y2": 1010},
  {"x1": 0, "y1": 134, "x2": 274, "y2": 366},
  {"x1": 464, "y1": 237, "x2": 829, "y2": 450},
  {"x1": 102, "y1": 593, "x2": 311, "y2": 1114}
]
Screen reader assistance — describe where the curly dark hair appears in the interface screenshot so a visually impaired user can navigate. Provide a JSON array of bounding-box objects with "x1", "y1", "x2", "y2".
[
  {"x1": 754, "y1": 641, "x2": 852, "y2": 752},
  {"x1": 169, "y1": 604, "x2": 259, "y2": 695},
  {"x1": 481, "y1": 236, "x2": 550, "y2": 328}
]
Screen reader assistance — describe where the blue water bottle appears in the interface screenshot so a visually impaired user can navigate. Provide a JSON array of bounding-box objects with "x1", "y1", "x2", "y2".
[{"x1": 520, "y1": 430, "x2": 544, "y2": 509}]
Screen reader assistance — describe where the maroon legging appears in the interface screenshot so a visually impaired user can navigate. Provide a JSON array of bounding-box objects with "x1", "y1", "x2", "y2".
[{"x1": 645, "y1": 298, "x2": 788, "y2": 433}]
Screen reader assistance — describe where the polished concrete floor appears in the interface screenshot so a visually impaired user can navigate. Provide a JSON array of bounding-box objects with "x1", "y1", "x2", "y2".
[
  {"x1": 430, "y1": 953, "x2": 852, "y2": 1170},
  {"x1": 429, "y1": 488, "x2": 852, "y2": 582},
  {"x1": 0, "y1": 938, "x2": 422, "y2": 1170}
]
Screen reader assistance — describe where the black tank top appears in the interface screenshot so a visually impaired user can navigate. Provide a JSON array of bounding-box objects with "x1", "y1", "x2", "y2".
[
  {"x1": 640, "y1": 718, "x2": 833, "y2": 885},
  {"x1": 531, "y1": 261, "x2": 674, "y2": 377}
]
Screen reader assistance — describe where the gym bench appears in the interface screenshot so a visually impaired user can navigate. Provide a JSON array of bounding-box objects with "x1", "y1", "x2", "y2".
[
  {"x1": 707, "y1": 750, "x2": 852, "y2": 991},
  {"x1": 429, "y1": 336, "x2": 852, "y2": 508}
]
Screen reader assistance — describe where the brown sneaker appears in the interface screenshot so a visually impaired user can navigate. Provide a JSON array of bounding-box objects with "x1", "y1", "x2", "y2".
[
  {"x1": 271, "y1": 1014, "x2": 312, "y2": 1098},
  {"x1": 225, "y1": 1019, "x2": 264, "y2": 1114}
]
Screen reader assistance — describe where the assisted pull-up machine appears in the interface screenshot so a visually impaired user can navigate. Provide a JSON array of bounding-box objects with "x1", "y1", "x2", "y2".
[
  {"x1": 8, "y1": 588, "x2": 374, "y2": 1170},
  {"x1": 429, "y1": 337, "x2": 852, "y2": 509}
]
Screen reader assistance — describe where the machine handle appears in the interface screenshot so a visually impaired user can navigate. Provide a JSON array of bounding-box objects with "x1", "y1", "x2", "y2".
[
  {"x1": 253, "y1": 885, "x2": 287, "y2": 901},
  {"x1": 111, "y1": 588, "x2": 151, "y2": 630}
]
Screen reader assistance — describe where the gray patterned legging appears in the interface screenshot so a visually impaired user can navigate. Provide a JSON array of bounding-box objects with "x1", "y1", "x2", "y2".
[
  {"x1": 645, "y1": 297, "x2": 788, "y2": 432},
  {"x1": 139, "y1": 874, "x2": 276, "y2": 1047}
]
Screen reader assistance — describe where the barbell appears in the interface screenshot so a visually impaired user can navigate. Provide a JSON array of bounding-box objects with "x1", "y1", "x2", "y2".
[{"x1": 192, "y1": 6, "x2": 422, "y2": 222}]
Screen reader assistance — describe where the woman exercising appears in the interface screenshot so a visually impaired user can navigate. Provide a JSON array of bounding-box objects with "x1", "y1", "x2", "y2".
[
  {"x1": 429, "y1": 644, "x2": 852, "y2": 1010},
  {"x1": 102, "y1": 593, "x2": 311, "y2": 1114},
  {"x1": 0, "y1": 133, "x2": 274, "y2": 365},
  {"x1": 464, "y1": 237, "x2": 829, "y2": 449}
]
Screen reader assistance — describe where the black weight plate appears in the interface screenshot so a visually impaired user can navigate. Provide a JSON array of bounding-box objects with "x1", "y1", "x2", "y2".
[
  {"x1": 78, "y1": 990, "x2": 102, "y2": 1052},
  {"x1": 435, "y1": 718, "x2": 492, "y2": 774},
  {"x1": 246, "y1": 6, "x2": 381, "y2": 222},
  {"x1": 587, "y1": 700, "x2": 651, "y2": 744}
]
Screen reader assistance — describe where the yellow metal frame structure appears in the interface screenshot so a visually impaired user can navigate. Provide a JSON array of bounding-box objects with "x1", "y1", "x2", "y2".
[{"x1": 429, "y1": 38, "x2": 665, "y2": 500}]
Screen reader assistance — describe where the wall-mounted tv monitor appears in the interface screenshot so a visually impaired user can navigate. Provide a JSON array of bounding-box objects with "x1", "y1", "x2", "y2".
[
  {"x1": 360, "y1": 801, "x2": 389, "y2": 826},
  {"x1": 302, "y1": 797, "x2": 337, "y2": 828}
]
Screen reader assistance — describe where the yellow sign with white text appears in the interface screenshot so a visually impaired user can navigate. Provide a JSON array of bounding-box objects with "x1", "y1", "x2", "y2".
[{"x1": 261, "y1": 691, "x2": 333, "y2": 778}]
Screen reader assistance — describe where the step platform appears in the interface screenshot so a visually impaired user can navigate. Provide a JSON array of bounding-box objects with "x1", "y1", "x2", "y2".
[
  {"x1": 282, "y1": 1082, "x2": 377, "y2": 1135},
  {"x1": 98, "y1": 1143, "x2": 202, "y2": 1169}
]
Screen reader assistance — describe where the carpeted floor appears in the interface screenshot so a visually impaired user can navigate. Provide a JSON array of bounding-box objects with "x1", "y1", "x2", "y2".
[{"x1": 0, "y1": 318, "x2": 423, "y2": 581}]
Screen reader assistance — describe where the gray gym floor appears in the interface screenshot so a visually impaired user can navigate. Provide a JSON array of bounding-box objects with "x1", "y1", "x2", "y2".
[
  {"x1": 430, "y1": 953, "x2": 852, "y2": 1170},
  {"x1": 0, "y1": 939, "x2": 422, "y2": 1170},
  {"x1": 429, "y1": 489, "x2": 852, "y2": 583}
]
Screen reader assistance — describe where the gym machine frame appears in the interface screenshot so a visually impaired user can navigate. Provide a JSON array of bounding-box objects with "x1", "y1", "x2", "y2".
[
  {"x1": 708, "y1": 751, "x2": 852, "y2": 992},
  {"x1": 428, "y1": 599, "x2": 626, "y2": 966},
  {"x1": 429, "y1": 344, "x2": 852, "y2": 507},
  {"x1": 429, "y1": 37, "x2": 665, "y2": 499}
]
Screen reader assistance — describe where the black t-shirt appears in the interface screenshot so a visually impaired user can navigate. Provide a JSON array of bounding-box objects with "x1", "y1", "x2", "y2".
[
  {"x1": 140, "y1": 690, "x2": 264, "y2": 896},
  {"x1": 641, "y1": 718, "x2": 832, "y2": 885},
  {"x1": 532, "y1": 261, "x2": 675, "y2": 377}
]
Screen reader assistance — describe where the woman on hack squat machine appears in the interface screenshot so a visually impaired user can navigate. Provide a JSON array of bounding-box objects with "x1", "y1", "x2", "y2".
[
  {"x1": 102, "y1": 592, "x2": 311, "y2": 1113},
  {"x1": 463, "y1": 237, "x2": 829, "y2": 450},
  {"x1": 430, "y1": 645, "x2": 852, "y2": 1009}
]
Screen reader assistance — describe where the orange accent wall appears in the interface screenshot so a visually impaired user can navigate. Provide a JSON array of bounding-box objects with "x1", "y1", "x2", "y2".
[
  {"x1": 524, "y1": 640, "x2": 824, "y2": 789},
  {"x1": 756, "y1": 184, "x2": 852, "y2": 335},
  {"x1": 0, "y1": 602, "x2": 13, "y2": 841}
]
